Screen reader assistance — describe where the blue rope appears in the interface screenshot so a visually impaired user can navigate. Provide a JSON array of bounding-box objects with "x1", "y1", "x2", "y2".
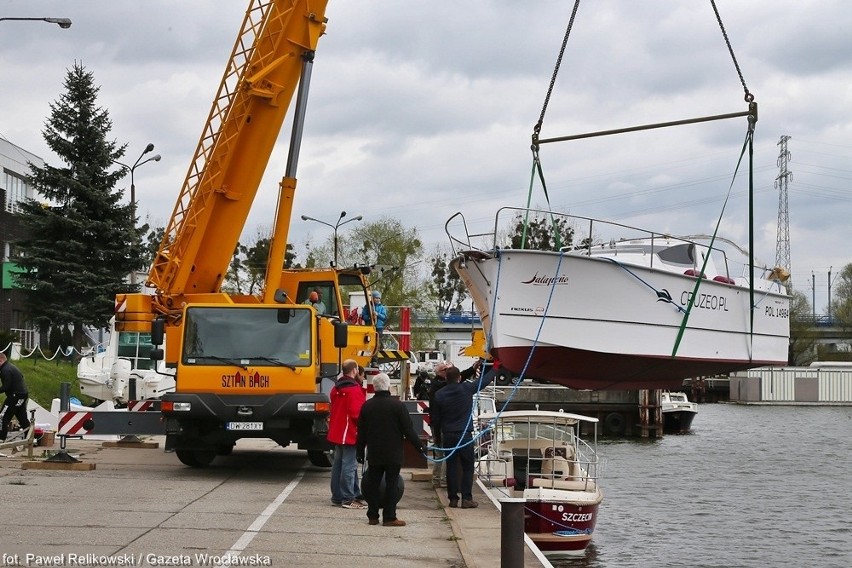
[
  {"x1": 428, "y1": 249, "x2": 566, "y2": 460},
  {"x1": 600, "y1": 257, "x2": 686, "y2": 314}
]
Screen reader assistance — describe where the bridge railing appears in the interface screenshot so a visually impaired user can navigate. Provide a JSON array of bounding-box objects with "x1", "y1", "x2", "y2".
[
  {"x1": 408, "y1": 310, "x2": 481, "y2": 325},
  {"x1": 792, "y1": 315, "x2": 840, "y2": 327}
]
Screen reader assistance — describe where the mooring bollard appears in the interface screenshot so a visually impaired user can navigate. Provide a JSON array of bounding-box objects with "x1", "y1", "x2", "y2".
[
  {"x1": 60, "y1": 381, "x2": 70, "y2": 412},
  {"x1": 115, "y1": 377, "x2": 144, "y2": 444},
  {"x1": 500, "y1": 498, "x2": 525, "y2": 568},
  {"x1": 47, "y1": 381, "x2": 81, "y2": 463}
]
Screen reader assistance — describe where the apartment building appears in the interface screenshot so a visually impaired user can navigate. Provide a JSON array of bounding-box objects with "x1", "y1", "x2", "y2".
[{"x1": 1, "y1": 136, "x2": 43, "y2": 348}]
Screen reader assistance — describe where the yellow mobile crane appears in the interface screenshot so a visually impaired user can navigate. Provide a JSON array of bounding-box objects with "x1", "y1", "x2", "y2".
[{"x1": 115, "y1": 0, "x2": 377, "y2": 467}]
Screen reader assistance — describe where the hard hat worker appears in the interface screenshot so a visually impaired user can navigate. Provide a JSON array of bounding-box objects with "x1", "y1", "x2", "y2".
[{"x1": 304, "y1": 289, "x2": 326, "y2": 314}]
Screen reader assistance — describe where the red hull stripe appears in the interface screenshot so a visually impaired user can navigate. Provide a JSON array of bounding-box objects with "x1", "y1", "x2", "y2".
[{"x1": 496, "y1": 345, "x2": 782, "y2": 390}]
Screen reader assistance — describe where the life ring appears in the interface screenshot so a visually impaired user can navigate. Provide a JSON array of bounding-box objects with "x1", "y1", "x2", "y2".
[{"x1": 603, "y1": 412, "x2": 625, "y2": 435}]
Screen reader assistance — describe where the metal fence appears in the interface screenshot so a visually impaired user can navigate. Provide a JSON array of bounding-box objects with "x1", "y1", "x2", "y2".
[{"x1": 10, "y1": 327, "x2": 39, "y2": 350}]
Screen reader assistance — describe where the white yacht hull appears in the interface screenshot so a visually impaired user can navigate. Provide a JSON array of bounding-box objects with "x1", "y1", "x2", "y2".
[{"x1": 453, "y1": 249, "x2": 790, "y2": 390}]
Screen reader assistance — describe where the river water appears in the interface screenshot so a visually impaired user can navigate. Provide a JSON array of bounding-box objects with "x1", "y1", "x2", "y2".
[{"x1": 553, "y1": 403, "x2": 852, "y2": 568}]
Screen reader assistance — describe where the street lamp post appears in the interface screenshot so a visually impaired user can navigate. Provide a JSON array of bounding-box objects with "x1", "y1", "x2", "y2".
[
  {"x1": 0, "y1": 17, "x2": 72, "y2": 28},
  {"x1": 115, "y1": 144, "x2": 161, "y2": 284},
  {"x1": 301, "y1": 211, "x2": 363, "y2": 267}
]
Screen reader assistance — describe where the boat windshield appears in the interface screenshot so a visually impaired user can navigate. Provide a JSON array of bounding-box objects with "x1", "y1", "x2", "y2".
[
  {"x1": 494, "y1": 420, "x2": 577, "y2": 446},
  {"x1": 182, "y1": 306, "x2": 312, "y2": 368}
]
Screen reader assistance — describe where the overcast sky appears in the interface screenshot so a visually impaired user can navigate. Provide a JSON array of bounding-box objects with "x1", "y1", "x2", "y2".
[{"x1": 1, "y1": 1, "x2": 850, "y2": 313}]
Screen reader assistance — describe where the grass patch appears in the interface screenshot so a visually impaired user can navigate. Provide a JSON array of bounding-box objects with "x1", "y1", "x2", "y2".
[{"x1": 5, "y1": 357, "x2": 90, "y2": 408}]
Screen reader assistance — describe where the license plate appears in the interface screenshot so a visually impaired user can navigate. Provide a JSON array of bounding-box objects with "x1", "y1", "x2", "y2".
[{"x1": 226, "y1": 421, "x2": 263, "y2": 431}]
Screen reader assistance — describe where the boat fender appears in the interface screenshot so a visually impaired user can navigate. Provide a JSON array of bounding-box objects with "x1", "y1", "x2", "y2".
[
  {"x1": 604, "y1": 412, "x2": 625, "y2": 435},
  {"x1": 495, "y1": 368, "x2": 514, "y2": 386},
  {"x1": 362, "y1": 469, "x2": 405, "y2": 507}
]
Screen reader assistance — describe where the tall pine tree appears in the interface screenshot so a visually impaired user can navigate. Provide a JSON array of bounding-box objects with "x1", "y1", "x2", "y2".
[{"x1": 16, "y1": 62, "x2": 142, "y2": 348}]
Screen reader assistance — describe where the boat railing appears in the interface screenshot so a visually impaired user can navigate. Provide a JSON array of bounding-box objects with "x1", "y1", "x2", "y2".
[
  {"x1": 525, "y1": 450, "x2": 601, "y2": 492},
  {"x1": 445, "y1": 211, "x2": 497, "y2": 255},
  {"x1": 447, "y1": 206, "x2": 784, "y2": 286},
  {"x1": 476, "y1": 455, "x2": 515, "y2": 489},
  {"x1": 475, "y1": 430, "x2": 601, "y2": 492}
]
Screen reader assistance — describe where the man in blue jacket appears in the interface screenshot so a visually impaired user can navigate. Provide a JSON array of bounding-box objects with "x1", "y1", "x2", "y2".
[
  {"x1": 431, "y1": 365, "x2": 494, "y2": 509},
  {"x1": 361, "y1": 291, "x2": 387, "y2": 348}
]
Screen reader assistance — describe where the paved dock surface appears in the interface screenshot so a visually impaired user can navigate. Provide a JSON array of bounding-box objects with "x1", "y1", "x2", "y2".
[{"x1": 1, "y1": 437, "x2": 547, "y2": 567}]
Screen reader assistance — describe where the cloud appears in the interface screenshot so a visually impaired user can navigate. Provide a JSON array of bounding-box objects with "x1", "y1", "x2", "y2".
[{"x1": 2, "y1": 0, "x2": 850, "y2": 314}]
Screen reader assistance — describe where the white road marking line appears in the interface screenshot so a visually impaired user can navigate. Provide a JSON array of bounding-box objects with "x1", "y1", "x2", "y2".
[{"x1": 215, "y1": 467, "x2": 306, "y2": 565}]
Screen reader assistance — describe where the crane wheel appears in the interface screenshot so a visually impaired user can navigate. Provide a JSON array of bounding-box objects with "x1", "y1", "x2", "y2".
[
  {"x1": 308, "y1": 449, "x2": 333, "y2": 468},
  {"x1": 176, "y1": 448, "x2": 217, "y2": 467}
]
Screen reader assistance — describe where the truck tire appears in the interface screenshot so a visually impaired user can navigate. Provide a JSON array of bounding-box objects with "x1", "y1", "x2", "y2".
[
  {"x1": 308, "y1": 449, "x2": 333, "y2": 468},
  {"x1": 176, "y1": 448, "x2": 217, "y2": 467}
]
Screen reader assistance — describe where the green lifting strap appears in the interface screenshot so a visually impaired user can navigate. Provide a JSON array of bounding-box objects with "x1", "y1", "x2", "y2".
[
  {"x1": 671, "y1": 127, "x2": 755, "y2": 357},
  {"x1": 522, "y1": 148, "x2": 563, "y2": 251}
]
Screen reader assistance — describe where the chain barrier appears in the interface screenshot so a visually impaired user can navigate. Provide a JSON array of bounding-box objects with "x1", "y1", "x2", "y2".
[{"x1": 0, "y1": 341, "x2": 98, "y2": 360}]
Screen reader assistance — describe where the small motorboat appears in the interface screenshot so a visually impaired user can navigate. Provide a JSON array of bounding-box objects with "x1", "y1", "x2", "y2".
[
  {"x1": 661, "y1": 391, "x2": 698, "y2": 433},
  {"x1": 475, "y1": 409, "x2": 603, "y2": 557}
]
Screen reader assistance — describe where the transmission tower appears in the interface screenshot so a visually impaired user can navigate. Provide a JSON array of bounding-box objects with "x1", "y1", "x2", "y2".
[{"x1": 774, "y1": 135, "x2": 792, "y2": 290}]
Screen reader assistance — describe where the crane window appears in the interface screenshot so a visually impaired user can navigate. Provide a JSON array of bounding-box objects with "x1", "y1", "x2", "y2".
[
  {"x1": 297, "y1": 282, "x2": 336, "y2": 317},
  {"x1": 182, "y1": 306, "x2": 312, "y2": 367}
]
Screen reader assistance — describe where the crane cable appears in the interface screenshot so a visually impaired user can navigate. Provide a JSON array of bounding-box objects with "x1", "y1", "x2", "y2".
[
  {"x1": 710, "y1": 0, "x2": 757, "y2": 356},
  {"x1": 521, "y1": 0, "x2": 581, "y2": 250},
  {"x1": 527, "y1": 1, "x2": 760, "y2": 357},
  {"x1": 711, "y1": 0, "x2": 753, "y2": 104},
  {"x1": 532, "y1": 0, "x2": 581, "y2": 147}
]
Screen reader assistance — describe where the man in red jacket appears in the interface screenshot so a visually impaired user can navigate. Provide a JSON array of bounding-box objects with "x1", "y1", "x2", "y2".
[{"x1": 327, "y1": 359, "x2": 367, "y2": 509}]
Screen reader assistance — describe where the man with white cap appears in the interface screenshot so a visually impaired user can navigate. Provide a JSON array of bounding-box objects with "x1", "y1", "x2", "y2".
[{"x1": 356, "y1": 372, "x2": 425, "y2": 526}]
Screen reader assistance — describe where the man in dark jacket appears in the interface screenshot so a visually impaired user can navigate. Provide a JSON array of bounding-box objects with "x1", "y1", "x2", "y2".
[
  {"x1": 427, "y1": 361, "x2": 451, "y2": 487},
  {"x1": 0, "y1": 352, "x2": 30, "y2": 441},
  {"x1": 431, "y1": 365, "x2": 494, "y2": 509},
  {"x1": 427, "y1": 359, "x2": 481, "y2": 487},
  {"x1": 356, "y1": 373, "x2": 425, "y2": 527}
]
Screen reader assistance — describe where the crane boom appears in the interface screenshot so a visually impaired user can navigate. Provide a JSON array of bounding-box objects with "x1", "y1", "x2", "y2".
[
  {"x1": 113, "y1": 0, "x2": 381, "y2": 470},
  {"x1": 149, "y1": 0, "x2": 327, "y2": 298}
]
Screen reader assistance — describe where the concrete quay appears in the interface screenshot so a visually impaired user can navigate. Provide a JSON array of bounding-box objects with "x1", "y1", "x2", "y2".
[{"x1": 0, "y1": 437, "x2": 548, "y2": 567}]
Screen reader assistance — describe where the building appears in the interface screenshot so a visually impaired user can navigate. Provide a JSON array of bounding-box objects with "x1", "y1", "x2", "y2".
[{"x1": 1, "y1": 136, "x2": 43, "y2": 349}]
